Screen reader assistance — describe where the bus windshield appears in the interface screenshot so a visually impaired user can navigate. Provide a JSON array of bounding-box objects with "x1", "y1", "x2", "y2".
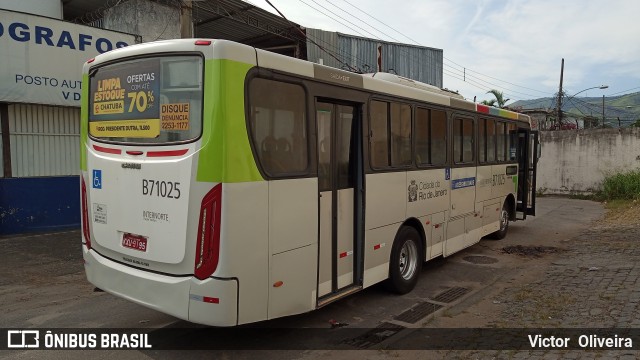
[{"x1": 88, "y1": 55, "x2": 203, "y2": 144}]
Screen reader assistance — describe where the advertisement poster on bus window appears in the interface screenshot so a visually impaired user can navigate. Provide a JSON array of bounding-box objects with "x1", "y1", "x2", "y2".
[{"x1": 89, "y1": 58, "x2": 161, "y2": 138}]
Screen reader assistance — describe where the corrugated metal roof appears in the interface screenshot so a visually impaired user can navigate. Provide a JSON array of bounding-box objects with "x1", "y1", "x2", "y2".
[
  {"x1": 192, "y1": 0, "x2": 305, "y2": 55},
  {"x1": 307, "y1": 28, "x2": 443, "y2": 88},
  {"x1": 64, "y1": 0, "x2": 305, "y2": 57}
]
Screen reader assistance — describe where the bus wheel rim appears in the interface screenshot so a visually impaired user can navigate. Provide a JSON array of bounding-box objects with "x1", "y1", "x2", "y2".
[
  {"x1": 500, "y1": 209, "x2": 508, "y2": 231},
  {"x1": 399, "y1": 239, "x2": 418, "y2": 280}
]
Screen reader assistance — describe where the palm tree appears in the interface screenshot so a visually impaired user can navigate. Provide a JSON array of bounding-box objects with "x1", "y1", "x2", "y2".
[
  {"x1": 483, "y1": 89, "x2": 510, "y2": 108},
  {"x1": 480, "y1": 99, "x2": 497, "y2": 107}
]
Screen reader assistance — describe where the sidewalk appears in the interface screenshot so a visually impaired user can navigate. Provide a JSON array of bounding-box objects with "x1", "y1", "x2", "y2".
[{"x1": 434, "y1": 203, "x2": 640, "y2": 359}]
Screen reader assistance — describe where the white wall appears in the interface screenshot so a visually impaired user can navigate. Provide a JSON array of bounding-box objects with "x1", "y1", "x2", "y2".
[
  {"x1": 0, "y1": 0, "x2": 62, "y2": 19},
  {"x1": 102, "y1": 0, "x2": 180, "y2": 43},
  {"x1": 537, "y1": 128, "x2": 640, "y2": 194}
]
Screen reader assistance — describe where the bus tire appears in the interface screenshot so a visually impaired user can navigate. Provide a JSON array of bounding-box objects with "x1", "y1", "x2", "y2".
[
  {"x1": 386, "y1": 226, "x2": 422, "y2": 294},
  {"x1": 490, "y1": 203, "x2": 510, "y2": 240}
]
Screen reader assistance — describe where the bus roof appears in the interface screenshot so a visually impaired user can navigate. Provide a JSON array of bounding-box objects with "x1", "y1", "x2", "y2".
[{"x1": 84, "y1": 38, "x2": 531, "y2": 125}]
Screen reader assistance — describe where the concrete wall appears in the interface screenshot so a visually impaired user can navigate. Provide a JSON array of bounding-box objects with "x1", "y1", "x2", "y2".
[
  {"x1": 103, "y1": 0, "x2": 179, "y2": 43},
  {"x1": 0, "y1": 0, "x2": 62, "y2": 19},
  {"x1": 537, "y1": 128, "x2": 640, "y2": 195}
]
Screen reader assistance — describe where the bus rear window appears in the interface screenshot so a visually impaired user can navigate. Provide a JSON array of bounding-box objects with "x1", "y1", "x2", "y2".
[{"x1": 89, "y1": 55, "x2": 203, "y2": 144}]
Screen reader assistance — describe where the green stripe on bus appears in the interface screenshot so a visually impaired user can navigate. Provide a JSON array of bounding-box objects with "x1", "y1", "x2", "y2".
[
  {"x1": 80, "y1": 74, "x2": 89, "y2": 171},
  {"x1": 196, "y1": 59, "x2": 263, "y2": 183},
  {"x1": 513, "y1": 175, "x2": 518, "y2": 193}
]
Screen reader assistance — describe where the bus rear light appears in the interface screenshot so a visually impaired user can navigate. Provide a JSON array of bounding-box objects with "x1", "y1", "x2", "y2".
[
  {"x1": 194, "y1": 183, "x2": 222, "y2": 280},
  {"x1": 93, "y1": 144, "x2": 122, "y2": 154},
  {"x1": 81, "y1": 176, "x2": 92, "y2": 250},
  {"x1": 87, "y1": 58, "x2": 95, "y2": 63},
  {"x1": 147, "y1": 149, "x2": 188, "y2": 157},
  {"x1": 194, "y1": 40, "x2": 211, "y2": 46},
  {"x1": 203, "y1": 297, "x2": 219, "y2": 304}
]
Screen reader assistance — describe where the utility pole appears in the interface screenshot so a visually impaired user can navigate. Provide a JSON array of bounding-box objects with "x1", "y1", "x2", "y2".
[
  {"x1": 180, "y1": 0, "x2": 193, "y2": 38},
  {"x1": 602, "y1": 95, "x2": 605, "y2": 128},
  {"x1": 556, "y1": 58, "x2": 564, "y2": 128}
]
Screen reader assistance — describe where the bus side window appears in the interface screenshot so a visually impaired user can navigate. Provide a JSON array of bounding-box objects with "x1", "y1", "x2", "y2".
[
  {"x1": 390, "y1": 103, "x2": 411, "y2": 166},
  {"x1": 370, "y1": 100, "x2": 389, "y2": 169},
  {"x1": 479, "y1": 118, "x2": 496, "y2": 164},
  {"x1": 431, "y1": 110, "x2": 447, "y2": 165},
  {"x1": 453, "y1": 117, "x2": 474, "y2": 164},
  {"x1": 508, "y1": 123, "x2": 518, "y2": 161},
  {"x1": 496, "y1": 122, "x2": 506, "y2": 162},
  {"x1": 415, "y1": 107, "x2": 430, "y2": 165},
  {"x1": 249, "y1": 79, "x2": 307, "y2": 176}
]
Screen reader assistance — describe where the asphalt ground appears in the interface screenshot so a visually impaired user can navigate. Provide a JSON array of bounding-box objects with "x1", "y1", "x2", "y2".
[{"x1": 4, "y1": 197, "x2": 633, "y2": 359}]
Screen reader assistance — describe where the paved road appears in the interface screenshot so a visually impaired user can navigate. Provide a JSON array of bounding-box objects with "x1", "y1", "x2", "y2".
[{"x1": 2, "y1": 197, "x2": 623, "y2": 359}]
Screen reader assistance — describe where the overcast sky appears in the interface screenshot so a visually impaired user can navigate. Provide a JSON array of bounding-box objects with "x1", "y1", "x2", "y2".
[{"x1": 249, "y1": 0, "x2": 640, "y2": 105}]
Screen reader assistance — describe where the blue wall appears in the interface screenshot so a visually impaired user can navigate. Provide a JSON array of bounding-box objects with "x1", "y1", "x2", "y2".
[{"x1": 0, "y1": 176, "x2": 80, "y2": 235}]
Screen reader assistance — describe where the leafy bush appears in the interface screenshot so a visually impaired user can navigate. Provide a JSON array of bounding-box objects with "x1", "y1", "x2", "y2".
[{"x1": 597, "y1": 170, "x2": 640, "y2": 200}]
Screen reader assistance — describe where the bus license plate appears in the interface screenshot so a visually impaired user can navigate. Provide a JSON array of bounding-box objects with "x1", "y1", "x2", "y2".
[{"x1": 122, "y1": 233, "x2": 148, "y2": 252}]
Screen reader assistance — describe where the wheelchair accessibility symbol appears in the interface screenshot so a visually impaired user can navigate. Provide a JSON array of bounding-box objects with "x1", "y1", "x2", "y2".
[{"x1": 92, "y1": 169, "x2": 102, "y2": 189}]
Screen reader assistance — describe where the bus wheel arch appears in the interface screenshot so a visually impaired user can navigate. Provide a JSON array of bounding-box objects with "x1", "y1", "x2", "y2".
[
  {"x1": 401, "y1": 218, "x2": 426, "y2": 261},
  {"x1": 506, "y1": 194, "x2": 516, "y2": 221},
  {"x1": 385, "y1": 222, "x2": 424, "y2": 294},
  {"x1": 491, "y1": 195, "x2": 515, "y2": 240}
]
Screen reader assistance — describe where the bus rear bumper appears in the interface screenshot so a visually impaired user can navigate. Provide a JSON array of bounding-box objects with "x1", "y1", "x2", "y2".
[{"x1": 83, "y1": 246, "x2": 238, "y2": 326}]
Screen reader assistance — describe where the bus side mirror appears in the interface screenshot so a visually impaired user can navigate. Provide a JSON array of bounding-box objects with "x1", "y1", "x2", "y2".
[{"x1": 536, "y1": 141, "x2": 542, "y2": 160}]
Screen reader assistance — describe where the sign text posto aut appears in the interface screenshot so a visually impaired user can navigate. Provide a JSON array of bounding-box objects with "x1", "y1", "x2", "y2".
[{"x1": 0, "y1": 9, "x2": 137, "y2": 107}]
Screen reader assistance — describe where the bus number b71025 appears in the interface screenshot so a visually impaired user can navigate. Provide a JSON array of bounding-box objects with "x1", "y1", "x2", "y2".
[{"x1": 142, "y1": 179, "x2": 181, "y2": 199}]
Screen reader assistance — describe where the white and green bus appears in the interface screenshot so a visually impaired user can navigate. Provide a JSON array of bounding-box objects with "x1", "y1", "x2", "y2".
[{"x1": 81, "y1": 39, "x2": 538, "y2": 326}]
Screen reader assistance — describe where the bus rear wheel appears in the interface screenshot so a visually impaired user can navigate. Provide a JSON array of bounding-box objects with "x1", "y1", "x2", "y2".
[
  {"x1": 386, "y1": 226, "x2": 422, "y2": 294},
  {"x1": 490, "y1": 203, "x2": 510, "y2": 240}
]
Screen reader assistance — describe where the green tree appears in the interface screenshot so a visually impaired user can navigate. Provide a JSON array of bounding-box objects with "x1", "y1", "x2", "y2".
[
  {"x1": 483, "y1": 89, "x2": 510, "y2": 108},
  {"x1": 584, "y1": 115, "x2": 599, "y2": 129},
  {"x1": 633, "y1": 119, "x2": 640, "y2": 128}
]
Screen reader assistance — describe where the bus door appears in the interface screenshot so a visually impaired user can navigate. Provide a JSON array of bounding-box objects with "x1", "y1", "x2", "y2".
[
  {"x1": 316, "y1": 100, "x2": 363, "y2": 303},
  {"x1": 516, "y1": 129, "x2": 538, "y2": 219}
]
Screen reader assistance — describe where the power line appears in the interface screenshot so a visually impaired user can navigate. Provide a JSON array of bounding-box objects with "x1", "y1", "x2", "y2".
[
  {"x1": 302, "y1": 0, "x2": 538, "y2": 101},
  {"x1": 336, "y1": 0, "x2": 548, "y2": 96},
  {"x1": 262, "y1": 0, "x2": 360, "y2": 72},
  {"x1": 606, "y1": 86, "x2": 640, "y2": 97},
  {"x1": 331, "y1": 0, "x2": 547, "y2": 100},
  {"x1": 443, "y1": 63, "x2": 542, "y2": 100}
]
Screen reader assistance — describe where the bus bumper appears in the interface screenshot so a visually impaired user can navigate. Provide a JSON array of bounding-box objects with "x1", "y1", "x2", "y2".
[{"x1": 83, "y1": 246, "x2": 238, "y2": 326}]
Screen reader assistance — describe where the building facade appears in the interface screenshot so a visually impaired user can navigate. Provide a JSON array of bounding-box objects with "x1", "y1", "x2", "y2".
[{"x1": 0, "y1": 0, "x2": 444, "y2": 234}]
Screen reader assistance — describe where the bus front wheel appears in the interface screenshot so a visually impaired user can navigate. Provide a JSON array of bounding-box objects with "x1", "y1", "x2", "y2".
[{"x1": 386, "y1": 226, "x2": 422, "y2": 294}]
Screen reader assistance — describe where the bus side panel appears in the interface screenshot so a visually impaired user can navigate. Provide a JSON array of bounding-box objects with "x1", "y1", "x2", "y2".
[
  {"x1": 365, "y1": 172, "x2": 407, "y2": 229},
  {"x1": 475, "y1": 165, "x2": 493, "y2": 203},
  {"x1": 269, "y1": 244, "x2": 317, "y2": 319},
  {"x1": 219, "y1": 181, "x2": 269, "y2": 325},
  {"x1": 405, "y1": 168, "x2": 450, "y2": 260},
  {"x1": 268, "y1": 179, "x2": 318, "y2": 254},
  {"x1": 267, "y1": 178, "x2": 318, "y2": 319},
  {"x1": 492, "y1": 164, "x2": 516, "y2": 200},
  {"x1": 363, "y1": 224, "x2": 399, "y2": 288},
  {"x1": 482, "y1": 202, "x2": 501, "y2": 236},
  {"x1": 406, "y1": 168, "x2": 450, "y2": 219}
]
